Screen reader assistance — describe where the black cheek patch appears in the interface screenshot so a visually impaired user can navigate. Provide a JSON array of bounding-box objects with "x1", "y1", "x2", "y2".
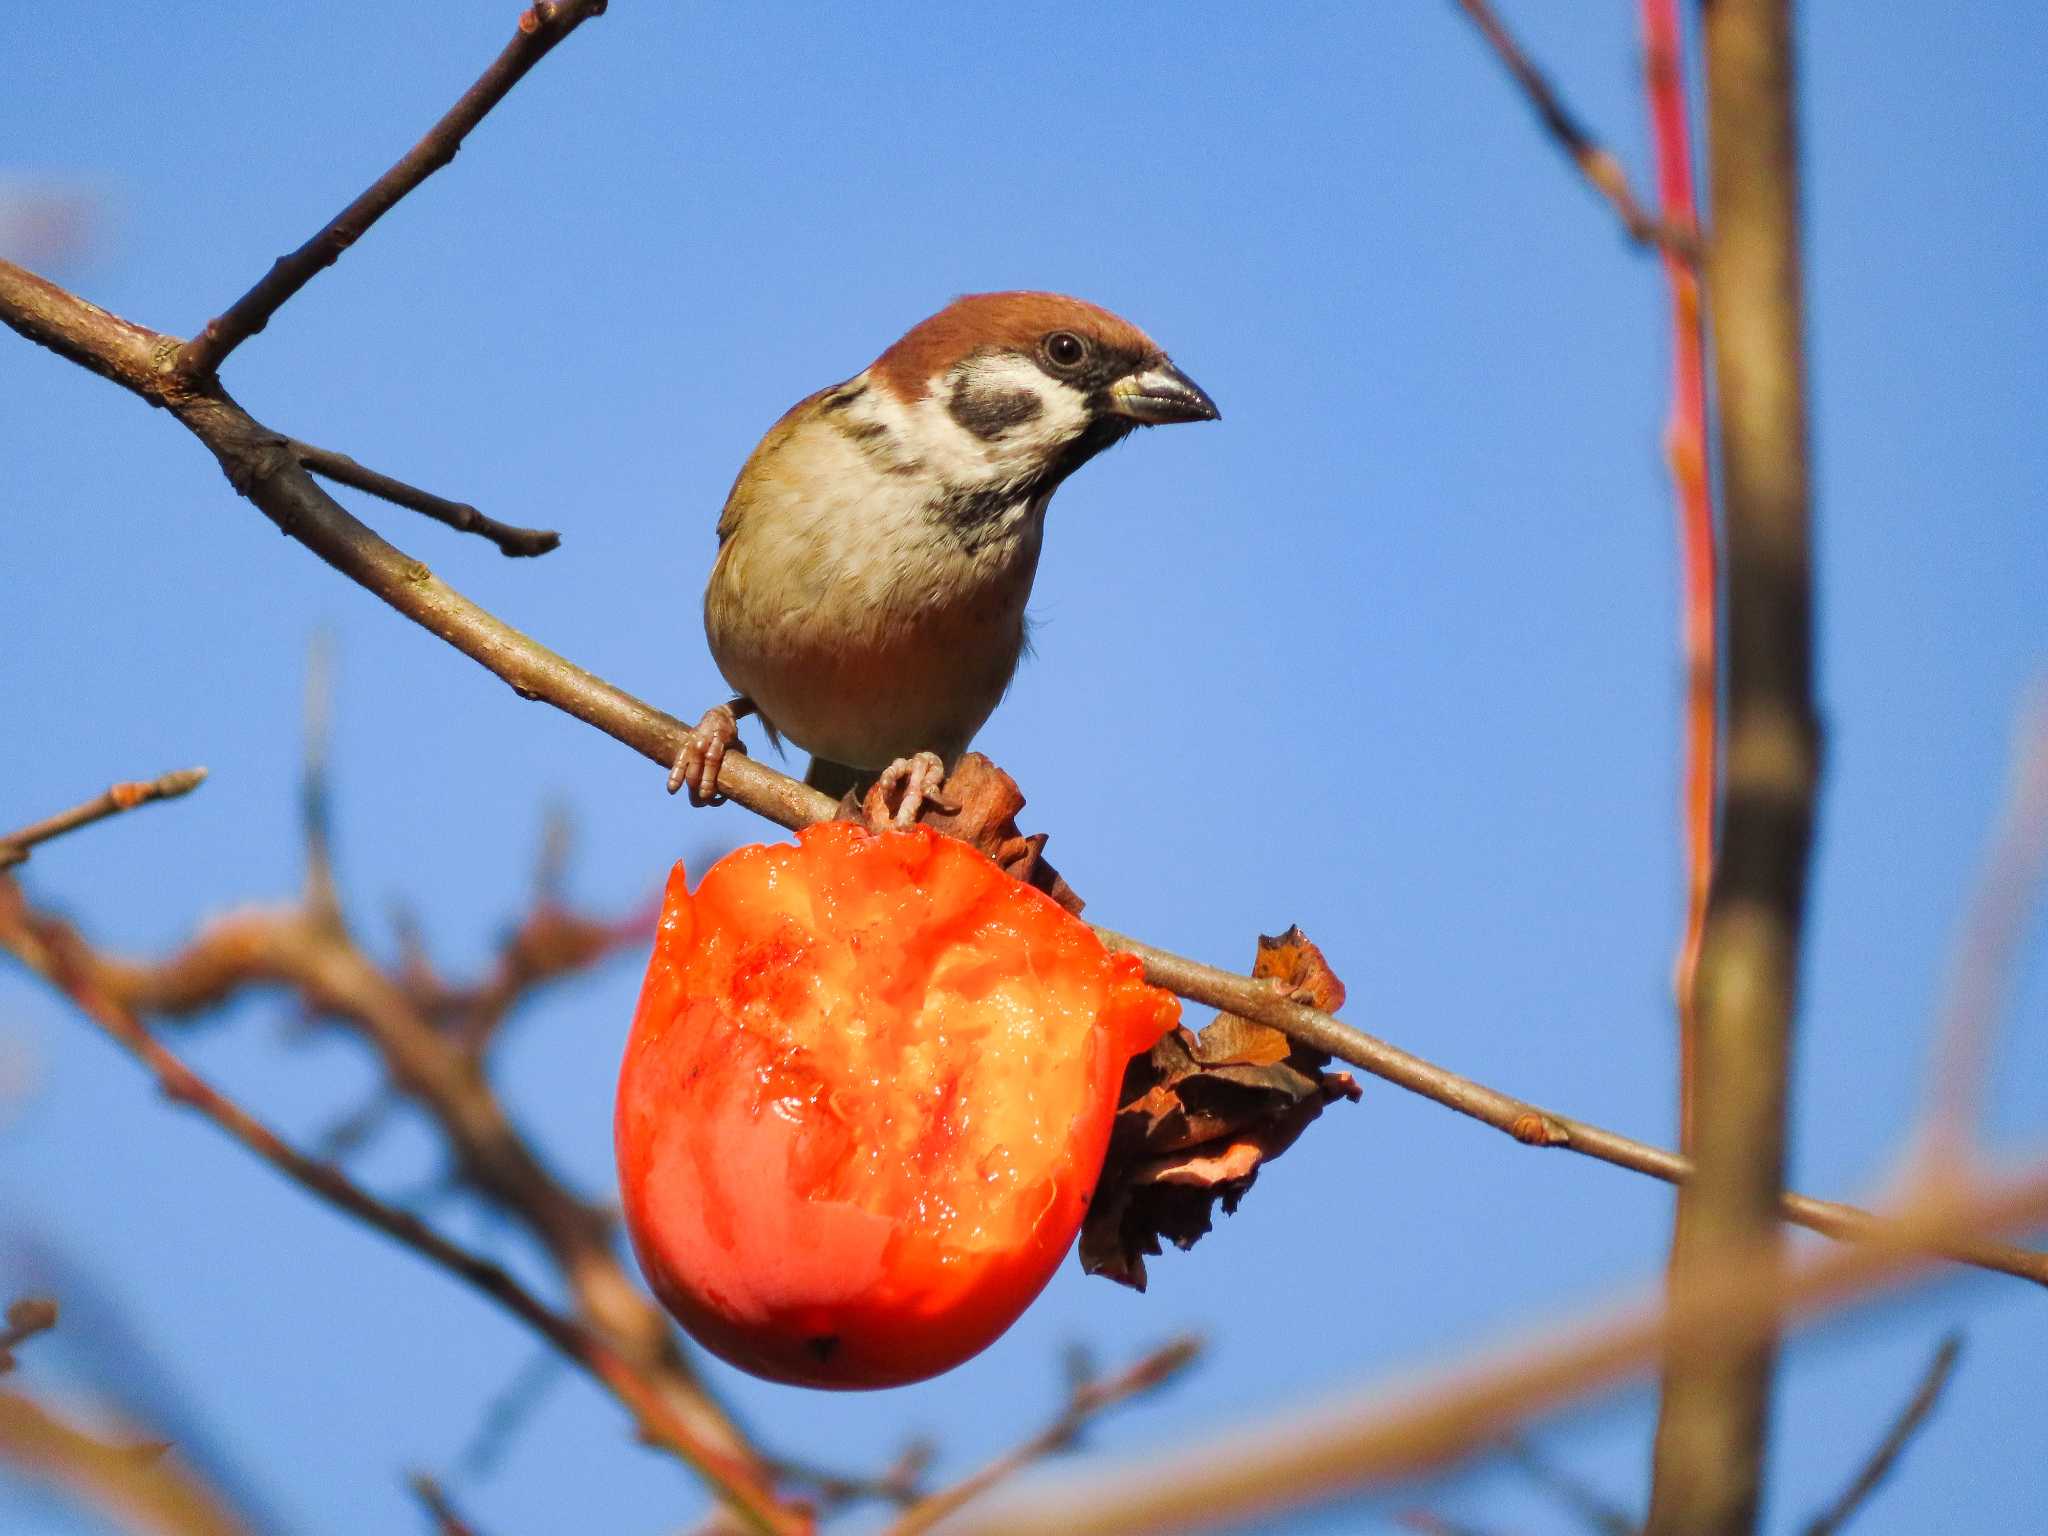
[{"x1": 949, "y1": 383, "x2": 1045, "y2": 441}]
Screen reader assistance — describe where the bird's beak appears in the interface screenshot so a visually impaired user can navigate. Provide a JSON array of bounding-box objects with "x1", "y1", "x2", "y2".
[{"x1": 1104, "y1": 360, "x2": 1221, "y2": 425}]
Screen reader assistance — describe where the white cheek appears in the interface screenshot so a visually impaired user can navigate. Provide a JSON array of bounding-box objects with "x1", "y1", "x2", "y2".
[
  {"x1": 956, "y1": 353, "x2": 1090, "y2": 468},
  {"x1": 861, "y1": 354, "x2": 1088, "y2": 488}
]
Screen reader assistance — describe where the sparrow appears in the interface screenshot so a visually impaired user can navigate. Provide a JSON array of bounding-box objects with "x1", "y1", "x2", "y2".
[{"x1": 669, "y1": 291, "x2": 1218, "y2": 817}]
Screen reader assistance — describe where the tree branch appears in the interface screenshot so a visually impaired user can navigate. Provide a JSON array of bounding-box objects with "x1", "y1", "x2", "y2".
[
  {"x1": 0, "y1": 769, "x2": 207, "y2": 871},
  {"x1": 0, "y1": 841, "x2": 753, "y2": 1457},
  {"x1": 0, "y1": 1390, "x2": 255, "y2": 1536},
  {"x1": 0, "y1": 1298, "x2": 59, "y2": 1372},
  {"x1": 1646, "y1": 0, "x2": 1818, "y2": 1528},
  {"x1": 1799, "y1": 1334, "x2": 1962, "y2": 1536},
  {"x1": 293, "y1": 440, "x2": 560, "y2": 558},
  {"x1": 956, "y1": 1169, "x2": 2048, "y2": 1536},
  {"x1": 0, "y1": 877, "x2": 803, "y2": 1536},
  {"x1": 172, "y1": 1, "x2": 608, "y2": 381},
  {"x1": 1452, "y1": 0, "x2": 1697, "y2": 258},
  {"x1": 885, "y1": 1338, "x2": 1200, "y2": 1536},
  {"x1": 1915, "y1": 699, "x2": 2048, "y2": 1175},
  {"x1": 5, "y1": 257, "x2": 2044, "y2": 1295},
  {"x1": 1640, "y1": 0, "x2": 1717, "y2": 1153},
  {"x1": 409, "y1": 1472, "x2": 486, "y2": 1536}
]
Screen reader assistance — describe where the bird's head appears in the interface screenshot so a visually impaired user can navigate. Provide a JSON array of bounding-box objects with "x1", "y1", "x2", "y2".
[{"x1": 865, "y1": 291, "x2": 1219, "y2": 499}]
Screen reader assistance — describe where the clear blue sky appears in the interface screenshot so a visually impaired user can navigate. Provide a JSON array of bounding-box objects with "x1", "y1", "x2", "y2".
[{"x1": 4, "y1": 5, "x2": 2042, "y2": 1532}]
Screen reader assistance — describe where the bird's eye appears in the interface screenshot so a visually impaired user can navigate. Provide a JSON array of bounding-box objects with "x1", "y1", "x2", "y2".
[{"x1": 1043, "y1": 331, "x2": 1088, "y2": 370}]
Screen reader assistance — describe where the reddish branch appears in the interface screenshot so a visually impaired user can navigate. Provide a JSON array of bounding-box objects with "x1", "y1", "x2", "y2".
[
  {"x1": 1641, "y1": 0, "x2": 1717, "y2": 1147},
  {"x1": 1452, "y1": 0, "x2": 1696, "y2": 257},
  {"x1": 172, "y1": 1, "x2": 609, "y2": 381},
  {"x1": 1646, "y1": 0, "x2": 1819, "y2": 1528}
]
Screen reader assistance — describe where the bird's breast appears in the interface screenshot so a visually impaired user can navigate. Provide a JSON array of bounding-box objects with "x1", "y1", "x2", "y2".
[{"x1": 705, "y1": 423, "x2": 1045, "y2": 768}]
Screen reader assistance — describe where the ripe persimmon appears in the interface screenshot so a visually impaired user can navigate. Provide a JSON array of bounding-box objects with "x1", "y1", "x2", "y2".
[{"x1": 616, "y1": 822, "x2": 1176, "y2": 1388}]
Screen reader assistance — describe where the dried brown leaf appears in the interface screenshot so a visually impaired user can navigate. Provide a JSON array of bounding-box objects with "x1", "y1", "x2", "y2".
[{"x1": 1081, "y1": 926, "x2": 1362, "y2": 1289}]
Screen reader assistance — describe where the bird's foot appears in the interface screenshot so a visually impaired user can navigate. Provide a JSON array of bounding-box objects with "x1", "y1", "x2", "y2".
[
  {"x1": 860, "y1": 751, "x2": 958, "y2": 829},
  {"x1": 667, "y1": 703, "x2": 744, "y2": 805}
]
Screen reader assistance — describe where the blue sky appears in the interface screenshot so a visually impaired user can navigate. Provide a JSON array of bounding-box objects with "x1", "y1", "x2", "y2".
[{"x1": 3, "y1": 5, "x2": 2042, "y2": 1533}]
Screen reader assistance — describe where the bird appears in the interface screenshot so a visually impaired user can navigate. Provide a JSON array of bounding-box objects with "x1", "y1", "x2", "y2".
[{"x1": 668, "y1": 290, "x2": 1219, "y2": 820}]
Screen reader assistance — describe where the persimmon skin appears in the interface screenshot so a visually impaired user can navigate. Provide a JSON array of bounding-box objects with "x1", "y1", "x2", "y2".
[{"x1": 616, "y1": 823, "x2": 1176, "y2": 1389}]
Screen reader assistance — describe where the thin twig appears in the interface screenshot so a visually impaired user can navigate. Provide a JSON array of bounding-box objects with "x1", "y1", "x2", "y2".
[
  {"x1": 0, "y1": 1298, "x2": 59, "y2": 1372},
  {"x1": 457, "y1": 1349, "x2": 563, "y2": 1477},
  {"x1": 1800, "y1": 1334, "x2": 1963, "y2": 1536},
  {"x1": 764, "y1": 1441, "x2": 934, "y2": 1517},
  {"x1": 0, "y1": 880, "x2": 801, "y2": 1536},
  {"x1": 1098, "y1": 927, "x2": 2048, "y2": 1287},
  {"x1": 885, "y1": 1337, "x2": 1200, "y2": 1536},
  {"x1": 1915, "y1": 698, "x2": 2048, "y2": 1175},
  {"x1": 1507, "y1": 1437, "x2": 1638, "y2": 1536},
  {"x1": 294, "y1": 441, "x2": 559, "y2": 558},
  {"x1": 958, "y1": 1170, "x2": 2048, "y2": 1536},
  {"x1": 0, "y1": 770, "x2": 208, "y2": 870},
  {"x1": 1647, "y1": 0, "x2": 1818, "y2": 1527},
  {"x1": 1452, "y1": 0, "x2": 1697, "y2": 258},
  {"x1": 409, "y1": 1471, "x2": 484, "y2": 1536},
  {"x1": 172, "y1": 1, "x2": 609, "y2": 380}
]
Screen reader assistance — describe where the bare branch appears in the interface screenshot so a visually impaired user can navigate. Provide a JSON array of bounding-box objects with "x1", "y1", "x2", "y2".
[
  {"x1": 1800, "y1": 1334, "x2": 1963, "y2": 1536},
  {"x1": 1506, "y1": 1437, "x2": 1638, "y2": 1536},
  {"x1": 294, "y1": 440, "x2": 560, "y2": 558},
  {"x1": 0, "y1": 1390, "x2": 255, "y2": 1536},
  {"x1": 1452, "y1": 0, "x2": 1697, "y2": 258},
  {"x1": 763, "y1": 1441, "x2": 933, "y2": 1518},
  {"x1": 1100, "y1": 927, "x2": 2048, "y2": 1287},
  {"x1": 0, "y1": 1297, "x2": 59, "y2": 1372},
  {"x1": 173, "y1": 1, "x2": 609, "y2": 380},
  {"x1": 0, "y1": 879, "x2": 801, "y2": 1536},
  {"x1": 1640, "y1": 0, "x2": 1717, "y2": 1153},
  {"x1": 409, "y1": 1472, "x2": 485, "y2": 1536},
  {"x1": 886, "y1": 1337, "x2": 1201, "y2": 1536},
  {"x1": 0, "y1": 856, "x2": 749, "y2": 1456},
  {"x1": 1647, "y1": 0, "x2": 1818, "y2": 1526},
  {"x1": 2, "y1": 262, "x2": 2044, "y2": 1297},
  {"x1": 0, "y1": 769, "x2": 207, "y2": 871},
  {"x1": 958, "y1": 1170, "x2": 2048, "y2": 1536},
  {"x1": 1915, "y1": 697, "x2": 2048, "y2": 1175}
]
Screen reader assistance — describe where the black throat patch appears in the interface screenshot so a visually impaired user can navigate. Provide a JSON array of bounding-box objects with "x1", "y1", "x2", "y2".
[{"x1": 929, "y1": 415, "x2": 1136, "y2": 553}]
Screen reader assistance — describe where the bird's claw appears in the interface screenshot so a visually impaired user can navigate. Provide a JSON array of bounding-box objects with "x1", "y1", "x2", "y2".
[
  {"x1": 861, "y1": 751, "x2": 957, "y2": 829},
  {"x1": 667, "y1": 704, "x2": 743, "y2": 806}
]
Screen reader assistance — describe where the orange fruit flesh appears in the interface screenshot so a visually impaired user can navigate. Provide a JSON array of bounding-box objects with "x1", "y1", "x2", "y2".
[{"x1": 617, "y1": 823, "x2": 1175, "y2": 1388}]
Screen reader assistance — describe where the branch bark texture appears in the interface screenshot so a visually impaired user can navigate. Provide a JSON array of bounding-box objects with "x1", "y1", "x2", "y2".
[{"x1": 1646, "y1": 0, "x2": 1819, "y2": 1530}]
